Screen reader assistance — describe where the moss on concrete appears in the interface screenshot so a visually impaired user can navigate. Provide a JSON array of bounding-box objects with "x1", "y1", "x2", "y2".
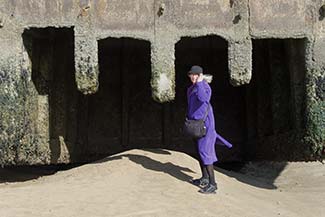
[
  {"x1": 151, "y1": 68, "x2": 175, "y2": 102},
  {"x1": 304, "y1": 68, "x2": 325, "y2": 160},
  {"x1": 228, "y1": 39, "x2": 252, "y2": 86},
  {"x1": 74, "y1": 36, "x2": 99, "y2": 94},
  {"x1": 150, "y1": 24, "x2": 177, "y2": 102},
  {"x1": 304, "y1": 100, "x2": 325, "y2": 157},
  {"x1": 0, "y1": 56, "x2": 44, "y2": 166},
  {"x1": 75, "y1": 64, "x2": 99, "y2": 94}
]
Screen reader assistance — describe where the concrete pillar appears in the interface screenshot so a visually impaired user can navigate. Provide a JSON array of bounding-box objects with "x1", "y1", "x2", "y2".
[
  {"x1": 150, "y1": 1, "x2": 178, "y2": 103},
  {"x1": 305, "y1": 0, "x2": 325, "y2": 158},
  {"x1": 151, "y1": 36, "x2": 176, "y2": 102},
  {"x1": 74, "y1": 1, "x2": 99, "y2": 95},
  {"x1": 305, "y1": 36, "x2": 325, "y2": 155},
  {"x1": 228, "y1": 39, "x2": 252, "y2": 86},
  {"x1": 228, "y1": 0, "x2": 252, "y2": 86}
]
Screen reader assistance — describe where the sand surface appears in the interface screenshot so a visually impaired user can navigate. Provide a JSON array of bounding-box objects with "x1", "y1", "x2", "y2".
[{"x1": 0, "y1": 149, "x2": 324, "y2": 217}]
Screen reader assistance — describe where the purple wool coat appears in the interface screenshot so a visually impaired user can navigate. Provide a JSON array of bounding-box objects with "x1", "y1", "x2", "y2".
[{"x1": 187, "y1": 80, "x2": 232, "y2": 165}]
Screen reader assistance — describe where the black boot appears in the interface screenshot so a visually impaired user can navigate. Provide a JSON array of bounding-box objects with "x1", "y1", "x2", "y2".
[
  {"x1": 190, "y1": 177, "x2": 209, "y2": 188},
  {"x1": 198, "y1": 183, "x2": 217, "y2": 194},
  {"x1": 198, "y1": 164, "x2": 217, "y2": 194}
]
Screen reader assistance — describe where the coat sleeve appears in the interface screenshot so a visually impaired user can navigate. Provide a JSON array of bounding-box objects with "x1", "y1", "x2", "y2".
[{"x1": 195, "y1": 81, "x2": 211, "y2": 102}]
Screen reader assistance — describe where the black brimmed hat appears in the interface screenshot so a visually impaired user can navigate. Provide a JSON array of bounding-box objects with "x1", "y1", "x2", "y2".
[{"x1": 188, "y1": 65, "x2": 203, "y2": 74}]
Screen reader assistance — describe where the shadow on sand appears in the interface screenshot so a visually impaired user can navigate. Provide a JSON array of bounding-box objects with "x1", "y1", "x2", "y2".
[
  {"x1": 0, "y1": 149, "x2": 288, "y2": 189},
  {"x1": 215, "y1": 161, "x2": 288, "y2": 189},
  {"x1": 0, "y1": 164, "x2": 82, "y2": 183},
  {"x1": 95, "y1": 149, "x2": 288, "y2": 190},
  {"x1": 94, "y1": 150, "x2": 195, "y2": 184}
]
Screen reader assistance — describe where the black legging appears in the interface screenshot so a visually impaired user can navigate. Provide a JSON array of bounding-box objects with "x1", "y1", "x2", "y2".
[
  {"x1": 196, "y1": 142, "x2": 216, "y2": 186},
  {"x1": 206, "y1": 164, "x2": 216, "y2": 186}
]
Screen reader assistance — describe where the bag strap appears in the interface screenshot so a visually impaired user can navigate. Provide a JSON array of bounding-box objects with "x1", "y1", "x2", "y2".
[
  {"x1": 186, "y1": 103, "x2": 210, "y2": 121},
  {"x1": 202, "y1": 103, "x2": 210, "y2": 121}
]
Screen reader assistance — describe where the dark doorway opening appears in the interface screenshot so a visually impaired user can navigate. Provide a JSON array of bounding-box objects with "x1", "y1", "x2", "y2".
[
  {"x1": 22, "y1": 27, "x2": 81, "y2": 163},
  {"x1": 85, "y1": 37, "x2": 163, "y2": 160},
  {"x1": 174, "y1": 35, "x2": 246, "y2": 162},
  {"x1": 174, "y1": 37, "x2": 307, "y2": 163},
  {"x1": 246, "y1": 39, "x2": 307, "y2": 160}
]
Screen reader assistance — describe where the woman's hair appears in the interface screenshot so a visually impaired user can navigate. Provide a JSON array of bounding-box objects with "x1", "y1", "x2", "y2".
[{"x1": 202, "y1": 74, "x2": 213, "y2": 83}]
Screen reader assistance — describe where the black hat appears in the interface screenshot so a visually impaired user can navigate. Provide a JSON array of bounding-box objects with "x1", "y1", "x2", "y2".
[{"x1": 188, "y1": 65, "x2": 203, "y2": 74}]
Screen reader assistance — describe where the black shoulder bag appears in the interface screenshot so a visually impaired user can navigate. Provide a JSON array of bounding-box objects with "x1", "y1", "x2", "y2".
[{"x1": 183, "y1": 104, "x2": 209, "y2": 139}]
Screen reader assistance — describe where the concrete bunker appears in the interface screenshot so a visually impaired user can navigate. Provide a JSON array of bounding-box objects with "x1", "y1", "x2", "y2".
[
  {"x1": 0, "y1": 1, "x2": 323, "y2": 167},
  {"x1": 21, "y1": 28, "x2": 308, "y2": 164}
]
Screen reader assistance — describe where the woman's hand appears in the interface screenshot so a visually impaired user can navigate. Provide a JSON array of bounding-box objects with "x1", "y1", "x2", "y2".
[{"x1": 197, "y1": 73, "x2": 204, "y2": 83}]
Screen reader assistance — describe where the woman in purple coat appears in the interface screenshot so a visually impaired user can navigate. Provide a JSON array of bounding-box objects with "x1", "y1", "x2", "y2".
[{"x1": 187, "y1": 65, "x2": 232, "y2": 194}]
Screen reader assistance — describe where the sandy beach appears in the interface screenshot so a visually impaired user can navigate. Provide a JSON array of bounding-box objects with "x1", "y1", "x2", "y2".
[{"x1": 0, "y1": 149, "x2": 324, "y2": 217}]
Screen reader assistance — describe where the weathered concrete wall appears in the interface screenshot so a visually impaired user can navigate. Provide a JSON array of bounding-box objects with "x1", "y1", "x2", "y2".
[
  {"x1": 0, "y1": 0, "x2": 324, "y2": 165},
  {"x1": 250, "y1": 0, "x2": 313, "y2": 38},
  {"x1": 0, "y1": 10, "x2": 37, "y2": 165},
  {"x1": 305, "y1": 0, "x2": 325, "y2": 160}
]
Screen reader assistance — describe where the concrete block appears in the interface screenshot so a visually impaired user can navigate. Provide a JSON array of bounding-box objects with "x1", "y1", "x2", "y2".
[{"x1": 228, "y1": 38, "x2": 252, "y2": 86}]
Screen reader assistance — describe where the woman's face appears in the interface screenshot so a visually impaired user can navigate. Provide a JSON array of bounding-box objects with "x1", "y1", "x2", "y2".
[{"x1": 188, "y1": 73, "x2": 199, "y2": 84}]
